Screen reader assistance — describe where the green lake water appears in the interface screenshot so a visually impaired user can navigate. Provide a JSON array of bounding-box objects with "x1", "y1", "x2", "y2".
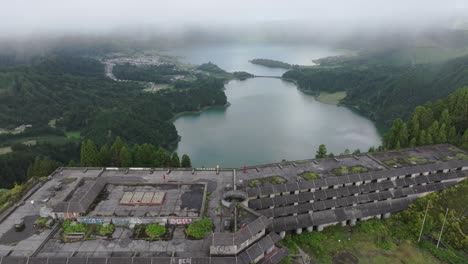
[{"x1": 167, "y1": 44, "x2": 381, "y2": 167}]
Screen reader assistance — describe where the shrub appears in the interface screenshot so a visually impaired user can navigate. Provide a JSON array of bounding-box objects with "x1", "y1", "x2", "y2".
[
  {"x1": 249, "y1": 179, "x2": 260, "y2": 187},
  {"x1": 37, "y1": 217, "x2": 49, "y2": 227},
  {"x1": 145, "y1": 224, "x2": 166, "y2": 240},
  {"x1": 62, "y1": 220, "x2": 86, "y2": 234},
  {"x1": 185, "y1": 217, "x2": 213, "y2": 239},
  {"x1": 96, "y1": 224, "x2": 115, "y2": 236}
]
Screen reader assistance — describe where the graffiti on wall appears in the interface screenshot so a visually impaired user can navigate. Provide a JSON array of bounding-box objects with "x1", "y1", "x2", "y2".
[
  {"x1": 169, "y1": 218, "x2": 192, "y2": 225},
  {"x1": 78, "y1": 218, "x2": 104, "y2": 224}
]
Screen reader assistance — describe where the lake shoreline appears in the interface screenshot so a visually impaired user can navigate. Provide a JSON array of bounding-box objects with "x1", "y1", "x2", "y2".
[{"x1": 170, "y1": 102, "x2": 231, "y2": 122}]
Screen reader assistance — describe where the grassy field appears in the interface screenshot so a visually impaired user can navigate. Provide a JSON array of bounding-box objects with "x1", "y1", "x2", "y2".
[
  {"x1": 65, "y1": 131, "x2": 81, "y2": 140},
  {"x1": 280, "y1": 221, "x2": 442, "y2": 264},
  {"x1": 317, "y1": 91, "x2": 347, "y2": 105}
]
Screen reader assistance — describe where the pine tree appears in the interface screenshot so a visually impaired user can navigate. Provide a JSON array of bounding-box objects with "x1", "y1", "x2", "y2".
[
  {"x1": 111, "y1": 137, "x2": 125, "y2": 166},
  {"x1": 154, "y1": 147, "x2": 171, "y2": 167},
  {"x1": 315, "y1": 144, "x2": 327, "y2": 159},
  {"x1": 426, "y1": 133, "x2": 434, "y2": 145},
  {"x1": 119, "y1": 146, "x2": 133, "y2": 167},
  {"x1": 418, "y1": 130, "x2": 427, "y2": 146},
  {"x1": 439, "y1": 109, "x2": 451, "y2": 126},
  {"x1": 80, "y1": 139, "x2": 99, "y2": 167},
  {"x1": 181, "y1": 154, "x2": 192, "y2": 168},
  {"x1": 409, "y1": 137, "x2": 417, "y2": 147},
  {"x1": 428, "y1": 121, "x2": 440, "y2": 143},
  {"x1": 134, "y1": 144, "x2": 156, "y2": 167},
  {"x1": 98, "y1": 144, "x2": 112, "y2": 166},
  {"x1": 385, "y1": 118, "x2": 409, "y2": 149},
  {"x1": 368, "y1": 146, "x2": 376, "y2": 152},
  {"x1": 438, "y1": 124, "x2": 447, "y2": 143},
  {"x1": 447, "y1": 126, "x2": 458, "y2": 144},
  {"x1": 171, "y1": 153, "x2": 180, "y2": 168}
]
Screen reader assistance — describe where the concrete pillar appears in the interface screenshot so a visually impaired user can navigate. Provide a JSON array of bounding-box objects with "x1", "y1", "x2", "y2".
[
  {"x1": 317, "y1": 225, "x2": 324, "y2": 232},
  {"x1": 306, "y1": 226, "x2": 313, "y2": 232},
  {"x1": 296, "y1": 228, "x2": 303, "y2": 235},
  {"x1": 375, "y1": 214, "x2": 382, "y2": 219},
  {"x1": 280, "y1": 231, "x2": 286, "y2": 238},
  {"x1": 383, "y1": 213, "x2": 391, "y2": 219},
  {"x1": 349, "y1": 219, "x2": 356, "y2": 226},
  {"x1": 341, "y1": 221, "x2": 347, "y2": 227},
  {"x1": 294, "y1": 190, "x2": 299, "y2": 194},
  {"x1": 310, "y1": 188, "x2": 315, "y2": 192},
  {"x1": 270, "y1": 194, "x2": 275, "y2": 198}
]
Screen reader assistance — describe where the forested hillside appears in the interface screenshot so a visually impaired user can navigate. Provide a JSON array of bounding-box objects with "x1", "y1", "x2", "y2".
[
  {"x1": 0, "y1": 56, "x2": 227, "y2": 147},
  {"x1": 283, "y1": 55, "x2": 468, "y2": 126},
  {"x1": 384, "y1": 87, "x2": 468, "y2": 151},
  {"x1": 0, "y1": 55, "x2": 227, "y2": 188}
]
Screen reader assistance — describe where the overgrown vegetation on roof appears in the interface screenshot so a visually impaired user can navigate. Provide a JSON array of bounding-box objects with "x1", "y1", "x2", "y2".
[{"x1": 248, "y1": 176, "x2": 287, "y2": 187}]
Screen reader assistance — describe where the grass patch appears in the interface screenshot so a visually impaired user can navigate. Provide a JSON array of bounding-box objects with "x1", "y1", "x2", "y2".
[
  {"x1": 384, "y1": 159, "x2": 398, "y2": 165},
  {"x1": 332, "y1": 166, "x2": 350, "y2": 176},
  {"x1": 351, "y1": 165, "x2": 368, "y2": 173},
  {"x1": 316, "y1": 91, "x2": 347, "y2": 105},
  {"x1": 405, "y1": 157, "x2": 429, "y2": 165},
  {"x1": 248, "y1": 176, "x2": 287, "y2": 187},
  {"x1": 455, "y1": 153, "x2": 468, "y2": 160},
  {"x1": 302, "y1": 172, "x2": 319, "y2": 181},
  {"x1": 282, "y1": 221, "x2": 442, "y2": 264},
  {"x1": 65, "y1": 131, "x2": 81, "y2": 139},
  {"x1": 385, "y1": 157, "x2": 430, "y2": 166},
  {"x1": 185, "y1": 217, "x2": 213, "y2": 239}
]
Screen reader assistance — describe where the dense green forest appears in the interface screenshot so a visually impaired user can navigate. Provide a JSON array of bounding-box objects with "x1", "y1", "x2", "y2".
[
  {"x1": 283, "y1": 55, "x2": 468, "y2": 126},
  {"x1": 384, "y1": 87, "x2": 468, "y2": 150},
  {"x1": 0, "y1": 55, "x2": 226, "y2": 188},
  {"x1": 112, "y1": 63, "x2": 189, "y2": 83},
  {"x1": 249, "y1": 58, "x2": 293, "y2": 69},
  {"x1": 0, "y1": 55, "x2": 227, "y2": 147},
  {"x1": 78, "y1": 137, "x2": 191, "y2": 168}
]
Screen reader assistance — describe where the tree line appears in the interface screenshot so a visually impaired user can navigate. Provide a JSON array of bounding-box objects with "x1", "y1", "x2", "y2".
[
  {"x1": 384, "y1": 87, "x2": 468, "y2": 151},
  {"x1": 79, "y1": 137, "x2": 191, "y2": 168},
  {"x1": 283, "y1": 54, "x2": 468, "y2": 127}
]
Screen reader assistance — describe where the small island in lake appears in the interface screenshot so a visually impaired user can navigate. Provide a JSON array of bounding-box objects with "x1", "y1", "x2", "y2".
[{"x1": 249, "y1": 58, "x2": 293, "y2": 69}]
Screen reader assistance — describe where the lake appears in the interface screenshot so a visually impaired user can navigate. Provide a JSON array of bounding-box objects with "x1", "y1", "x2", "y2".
[{"x1": 168, "y1": 43, "x2": 381, "y2": 167}]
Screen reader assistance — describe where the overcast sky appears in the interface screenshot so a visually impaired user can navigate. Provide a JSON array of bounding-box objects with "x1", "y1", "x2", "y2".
[{"x1": 1, "y1": 0, "x2": 467, "y2": 37}]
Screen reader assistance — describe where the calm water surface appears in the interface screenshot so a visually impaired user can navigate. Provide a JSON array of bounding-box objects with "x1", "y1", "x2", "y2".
[{"x1": 170, "y1": 44, "x2": 381, "y2": 167}]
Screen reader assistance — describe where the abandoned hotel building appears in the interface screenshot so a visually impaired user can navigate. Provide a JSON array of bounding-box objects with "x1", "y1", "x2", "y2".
[{"x1": 0, "y1": 144, "x2": 467, "y2": 264}]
